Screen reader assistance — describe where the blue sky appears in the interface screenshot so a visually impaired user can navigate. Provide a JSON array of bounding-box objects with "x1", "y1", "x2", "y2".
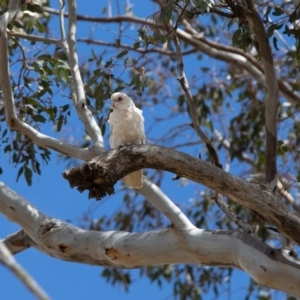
[{"x1": 0, "y1": 1, "x2": 286, "y2": 299}]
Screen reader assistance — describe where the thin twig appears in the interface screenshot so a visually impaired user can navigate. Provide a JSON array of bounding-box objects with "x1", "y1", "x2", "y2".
[
  {"x1": 172, "y1": 32, "x2": 222, "y2": 168},
  {"x1": 214, "y1": 194, "x2": 255, "y2": 233},
  {"x1": 278, "y1": 179, "x2": 300, "y2": 214},
  {"x1": 76, "y1": 38, "x2": 196, "y2": 56}
]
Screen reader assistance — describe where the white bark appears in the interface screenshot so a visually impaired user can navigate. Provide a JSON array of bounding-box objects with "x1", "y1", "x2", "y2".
[
  {"x1": 0, "y1": 240, "x2": 50, "y2": 300},
  {"x1": 66, "y1": 0, "x2": 104, "y2": 148},
  {"x1": 139, "y1": 177, "x2": 194, "y2": 229},
  {"x1": 0, "y1": 182, "x2": 300, "y2": 296}
]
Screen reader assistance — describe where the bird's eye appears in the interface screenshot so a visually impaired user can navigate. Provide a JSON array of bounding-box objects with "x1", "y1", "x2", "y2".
[{"x1": 118, "y1": 97, "x2": 123, "y2": 102}]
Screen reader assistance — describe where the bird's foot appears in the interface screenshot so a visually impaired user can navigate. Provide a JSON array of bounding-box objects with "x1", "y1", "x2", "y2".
[{"x1": 119, "y1": 143, "x2": 133, "y2": 148}]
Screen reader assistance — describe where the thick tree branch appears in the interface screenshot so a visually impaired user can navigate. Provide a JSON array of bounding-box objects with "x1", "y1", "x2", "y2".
[
  {"x1": 0, "y1": 0, "x2": 20, "y2": 121},
  {"x1": 66, "y1": 0, "x2": 104, "y2": 148},
  {"x1": 0, "y1": 240, "x2": 50, "y2": 300},
  {"x1": 63, "y1": 145, "x2": 300, "y2": 245},
  {"x1": 3, "y1": 229, "x2": 35, "y2": 255},
  {"x1": 0, "y1": 182, "x2": 299, "y2": 296}
]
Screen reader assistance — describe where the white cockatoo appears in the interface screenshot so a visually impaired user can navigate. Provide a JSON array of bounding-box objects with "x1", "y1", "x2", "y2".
[{"x1": 108, "y1": 92, "x2": 145, "y2": 189}]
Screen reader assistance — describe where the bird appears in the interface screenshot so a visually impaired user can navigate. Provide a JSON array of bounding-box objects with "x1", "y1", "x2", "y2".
[{"x1": 108, "y1": 92, "x2": 145, "y2": 189}]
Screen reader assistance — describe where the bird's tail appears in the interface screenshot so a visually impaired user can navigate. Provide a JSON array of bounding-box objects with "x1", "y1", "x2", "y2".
[{"x1": 123, "y1": 170, "x2": 143, "y2": 189}]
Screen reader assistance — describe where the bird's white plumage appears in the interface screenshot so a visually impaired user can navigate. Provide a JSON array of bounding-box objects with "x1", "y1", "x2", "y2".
[{"x1": 108, "y1": 92, "x2": 145, "y2": 189}]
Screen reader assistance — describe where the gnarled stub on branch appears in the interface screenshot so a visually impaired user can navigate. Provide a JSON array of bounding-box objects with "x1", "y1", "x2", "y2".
[{"x1": 62, "y1": 145, "x2": 149, "y2": 199}]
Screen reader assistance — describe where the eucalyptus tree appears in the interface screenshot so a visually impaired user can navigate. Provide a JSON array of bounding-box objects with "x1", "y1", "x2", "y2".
[{"x1": 1, "y1": 0, "x2": 300, "y2": 299}]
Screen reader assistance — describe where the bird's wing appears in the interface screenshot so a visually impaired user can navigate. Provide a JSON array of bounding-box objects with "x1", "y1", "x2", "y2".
[{"x1": 109, "y1": 123, "x2": 114, "y2": 148}]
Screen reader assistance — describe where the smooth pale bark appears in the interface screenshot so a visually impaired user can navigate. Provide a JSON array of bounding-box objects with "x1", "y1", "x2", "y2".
[
  {"x1": 0, "y1": 240, "x2": 50, "y2": 300},
  {"x1": 66, "y1": 0, "x2": 104, "y2": 147},
  {"x1": 63, "y1": 145, "x2": 300, "y2": 245},
  {"x1": 243, "y1": 0, "x2": 278, "y2": 189},
  {"x1": 0, "y1": 182, "x2": 300, "y2": 296}
]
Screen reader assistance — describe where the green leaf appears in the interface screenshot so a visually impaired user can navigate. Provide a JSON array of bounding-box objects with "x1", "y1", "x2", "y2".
[
  {"x1": 35, "y1": 19, "x2": 45, "y2": 32},
  {"x1": 24, "y1": 165, "x2": 32, "y2": 186},
  {"x1": 16, "y1": 166, "x2": 24, "y2": 182},
  {"x1": 133, "y1": 41, "x2": 140, "y2": 49},
  {"x1": 12, "y1": 20, "x2": 24, "y2": 28},
  {"x1": 91, "y1": 48, "x2": 98, "y2": 61},
  {"x1": 37, "y1": 54, "x2": 51, "y2": 61},
  {"x1": 153, "y1": 32, "x2": 167, "y2": 44},
  {"x1": 26, "y1": 3, "x2": 44, "y2": 14},
  {"x1": 116, "y1": 50, "x2": 128, "y2": 58},
  {"x1": 56, "y1": 115, "x2": 64, "y2": 132},
  {"x1": 93, "y1": 68, "x2": 102, "y2": 76},
  {"x1": 191, "y1": 0, "x2": 214, "y2": 12},
  {"x1": 61, "y1": 104, "x2": 70, "y2": 112},
  {"x1": 264, "y1": 5, "x2": 272, "y2": 18},
  {"x1": 272, "y1": 6, "x2": 284, "y2": 16},
  {"x1": 101, "y1": 123, "x2": 106, "y2": 136},
  {"x1": 4, "y1": 144, "x2": 11, "y2": 153},
  {"x1": 277, "y1": 140, "x2": 284, "y2": 146},
  {"x1": 267, "y1": 24, "x2": 278, "y2": 37},
  {"x1": 289, "y1": 10, "x2": 300, "y2": 23},
  {"x1": 273, "y1": 36, "x2": 279, "y2": 51},
  {"x1": 105, "y1": 59, "x2": 113, "y2": 68},
  {"x1": 35, "y1": 161, "x2": 41, "y2": 175},
  {"x1": 2, "y1": 128, "x2": 7, "y2": 139},
  {"x1": 32, "y1": 114, "x2": 46, "y2": 123},
  {"x1": 190, "y1": 0, "x2": 202, "y2": 8},
  {"x1": 158, "y1": 0, "x2": 174, "y2": 22},
  {"x1": 232, "y1": 28, "x2": 242, "y2": 47},
  {"x1": 86, "y1": 75, "x2": 100, "y2": 87}
]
